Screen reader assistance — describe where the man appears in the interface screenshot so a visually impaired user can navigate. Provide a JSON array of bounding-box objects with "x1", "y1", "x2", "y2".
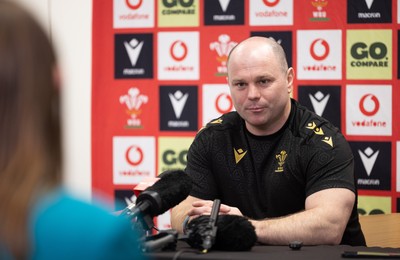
[{"x1": 171, "y1": 36, "x2": 365, "y2": 246}]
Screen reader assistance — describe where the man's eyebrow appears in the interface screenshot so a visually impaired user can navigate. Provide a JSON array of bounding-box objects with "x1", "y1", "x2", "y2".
[
  {"x1": 230, "y1": 78, "x2": 245, "y2": 83},
  {"x1": 255, "y1": 75, "x2": 268, "y2": 79},
  {"x1": 254, "y1": 74, "x2": 272, "y2": 80}
]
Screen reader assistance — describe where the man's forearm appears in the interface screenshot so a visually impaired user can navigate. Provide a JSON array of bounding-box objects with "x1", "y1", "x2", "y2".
[
  {"x1": 171, "y1": 196, "x2": 198, "y2": 233},
  {"x1": 250, "y1": 208, "x2": 346, "y2": 245}
]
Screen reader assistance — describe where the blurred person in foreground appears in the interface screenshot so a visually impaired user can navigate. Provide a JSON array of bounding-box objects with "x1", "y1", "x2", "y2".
[
  {"x1": 0, "y1": 1, "x2": 144, "y2": 259},
  {"x1": 171, "y1": 36, "x2": 366, "y2": 246}
]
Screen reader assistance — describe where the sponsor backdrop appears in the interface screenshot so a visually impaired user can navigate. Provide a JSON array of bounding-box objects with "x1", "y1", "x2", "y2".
[{"x1": 92, "y1": 0, "x2": 400, "y2": 228}]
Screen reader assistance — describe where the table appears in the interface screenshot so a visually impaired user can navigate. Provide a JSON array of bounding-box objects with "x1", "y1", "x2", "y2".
[
  {"x1": 144, "y1": 241, "x2": 400, "y2": 260},
  {"x1": 359, "y1": 213, "x2": 400, "y2": 248}
]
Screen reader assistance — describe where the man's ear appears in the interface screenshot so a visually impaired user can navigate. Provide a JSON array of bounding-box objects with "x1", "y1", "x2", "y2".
[{"x1": 286, "y1": 67, "x2": 294, "y2": 95}]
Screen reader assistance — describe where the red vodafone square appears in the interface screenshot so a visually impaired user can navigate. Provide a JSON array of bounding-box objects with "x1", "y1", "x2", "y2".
[
  {"x1": 297, "y1": 30, "x2": 342, "y2": 80},
  {"x1": 113, "y1": 136, "x2": 156, "y2": 184},
  {"x1": 157, "y1": 31, "x2": 199, "y2": 80},
  {"x1": 113, "y1": 0, "x2": 155, "y2": 28},
  {"x1": 202, "y1": 84, "x2": 235, "y2": 126},
  {"x1": 249, "y1": 0, "x2": 293, "y2": 26},
  {"x1": 346, "y1": 85, "x2": 392, "y2": 136}
]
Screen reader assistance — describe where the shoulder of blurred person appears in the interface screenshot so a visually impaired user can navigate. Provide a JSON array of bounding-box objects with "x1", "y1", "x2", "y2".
[{"x1": 29, "y1": 188, "x2": 145, "y2": 260}]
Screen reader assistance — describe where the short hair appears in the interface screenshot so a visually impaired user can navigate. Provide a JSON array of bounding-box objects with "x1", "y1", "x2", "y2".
[{"x1": 227, "y1": 36, "x2": 289, "y2": 73}]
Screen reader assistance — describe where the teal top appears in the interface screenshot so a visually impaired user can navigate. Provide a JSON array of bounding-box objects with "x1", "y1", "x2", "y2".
[{"x1": 29, "y1": 189, "x2": 145, "y2": 260}]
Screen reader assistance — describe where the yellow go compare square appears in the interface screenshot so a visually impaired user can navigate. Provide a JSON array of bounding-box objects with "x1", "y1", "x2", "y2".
[
  {"x1": 346, "y1": 30, "x2": 392, "y2": 80},
  {"x1": 158, "y1": 0, "x2": 199, "y2": 27}
]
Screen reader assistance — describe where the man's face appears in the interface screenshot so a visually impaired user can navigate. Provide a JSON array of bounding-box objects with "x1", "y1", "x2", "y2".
[{"x1": 227, "y1": 43, "x2": 293, "y2": 135}]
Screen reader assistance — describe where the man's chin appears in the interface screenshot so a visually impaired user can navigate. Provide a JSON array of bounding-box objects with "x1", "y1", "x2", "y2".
[{"x1": 245, "y1": 119, "x2": 270, "y2": 130}]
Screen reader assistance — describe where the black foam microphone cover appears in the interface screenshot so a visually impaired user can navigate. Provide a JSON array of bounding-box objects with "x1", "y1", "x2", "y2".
[
  {"x1": 186, "y1": 214, "x2": 257, "y2": 251},
  {"x1": 135, "y1": 170, "x2": 193, "y2": 217}
]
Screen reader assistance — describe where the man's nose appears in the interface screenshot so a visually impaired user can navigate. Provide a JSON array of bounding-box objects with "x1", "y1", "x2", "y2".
[{"x1": 247, "y1": 84, "x2": 260, "y2": 100}]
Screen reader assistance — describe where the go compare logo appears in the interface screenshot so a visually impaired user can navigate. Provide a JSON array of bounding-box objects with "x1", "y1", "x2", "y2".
[{"x1": 346, "y1": 30, "x2": 392, "y2": 79}]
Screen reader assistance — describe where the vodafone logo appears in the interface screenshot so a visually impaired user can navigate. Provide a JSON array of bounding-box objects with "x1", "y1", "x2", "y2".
[
  {"x1": 125, "y1": 145, "x2": 143, "y2": 166},
  {"x1": 250, "y1": 0, "x2": 292, "y2": 26},
  {"x1": 114, "y1": 0, "x2": 153, "y2": 29},
  {"x1": 346, "y1": 85, "x2": 391, "y2": 136},
  {"x1": 125, "y1": 0, "x2": 143, "y2": 9},
  {"x1": 215, "y1": 93, "x2": 233, "y2": 114},
  {"x1": 297, "y1": 30, "x2": 341, "y2": 79},
  {"x1": 113, "y1": 136, "x2": 155, "y2": 184},
  {"x1": 158, "y1": 32, "x2": 199, "y2": 80},
  {"x1": 263, "y1": 0, "x2": 280, "y2": 7},
  {"x1": 310, "y1": 39, "x2": 330, "y2": 61},
  {"x1": 170, "y1": 41, "x2": 188, "y2": 62},
  {"x1": 359, "y1": 94, "x2": 379, "y2": 116}
]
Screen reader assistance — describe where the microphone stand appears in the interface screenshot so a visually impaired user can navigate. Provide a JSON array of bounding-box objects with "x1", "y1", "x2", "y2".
[
  {"x1": 120, "y1": 205, "x2": 156, "y2": 241},
  {"x1": 139, "y1": 229, "x2": 178, "y2": 253}
]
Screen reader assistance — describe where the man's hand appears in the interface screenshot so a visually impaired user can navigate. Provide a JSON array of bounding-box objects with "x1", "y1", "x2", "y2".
[
  {"x1": 171, "y1": 196, "x2": 243, "y2": 233},
  {"x1": 188, "y1": 200, "x2": 243, "y2": 218}
]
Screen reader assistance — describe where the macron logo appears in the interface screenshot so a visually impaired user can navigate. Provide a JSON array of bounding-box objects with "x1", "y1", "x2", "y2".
[
  {"x1": 169, "y1": 90, "x2": 189, "y2": 119},
  {"x1": 124, "y1": 38, "x2": 143, "y2": 67},
  {"x1": 234, "y1": 148, "x2": 247, "y2": 164},
  {"x1": 268, "y1": 36, "x2": 282, "y2": 45},
  {"x1": 218, "y1": 0, "x2": 231, "y2": 12},
  {"x1": 365, "y1": 0, "x2": 374, "y2": 9},
  {"x1": 358, "y1": 147, "x2": 379, "y2": 176},
  {"x1": 309, "y1": 91, "x2": 330, "y2": 116}
]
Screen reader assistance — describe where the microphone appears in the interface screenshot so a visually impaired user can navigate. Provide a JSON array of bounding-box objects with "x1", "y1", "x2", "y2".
[
  {"x1": 120, "y1": 170, "x2": 192, "y2": 231},
  {"x1": 201, "y1": 199, "x2": 221, "y2": 252},
  {"x1": 185, "y1": 214, "x2": 257, "y2": 251}
]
